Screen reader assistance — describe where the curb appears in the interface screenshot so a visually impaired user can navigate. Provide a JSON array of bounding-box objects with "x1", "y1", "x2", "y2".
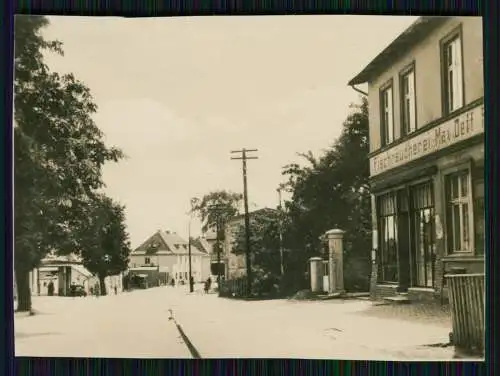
[{"x1": 168, "y1": 309, "x2": 202, "y2": 359}]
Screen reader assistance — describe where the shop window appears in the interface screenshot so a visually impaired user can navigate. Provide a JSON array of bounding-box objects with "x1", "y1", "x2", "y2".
[
  {"x1": 377, "y1": 192, "x2": 398, "y2": 283},
  {"x1": 400, "y1": 65, "x2": 417, "y2": 135},
  {"x1": 380, "y1": 83, "x2": 394, "y2": 146},
  {"x1": 441, "y1": 30, "x2": 464, "y2": 114},
  {"x1": 474, "y1": 178, "x2": 484, "y2": 255},
  {"x1": 445, "y1": 170, "x2": 473, "y2": 253},
  {"x1": 410, "y1": 182, "x2": 435, "y2": 288}
]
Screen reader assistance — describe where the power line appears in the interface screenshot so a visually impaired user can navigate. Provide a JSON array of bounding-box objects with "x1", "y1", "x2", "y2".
[{"x1": 230, "y1": 148, "x2": 258, "y2": 297}]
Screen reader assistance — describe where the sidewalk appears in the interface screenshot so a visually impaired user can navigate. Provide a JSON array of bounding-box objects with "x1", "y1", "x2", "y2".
[{"x1": 168, "y1": 291, "x2": 461, "y2": 360}]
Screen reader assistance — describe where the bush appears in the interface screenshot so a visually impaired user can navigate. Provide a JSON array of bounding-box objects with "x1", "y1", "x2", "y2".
[{"x1": 343, "y1": 255, "x2": 371, "y2": 292}]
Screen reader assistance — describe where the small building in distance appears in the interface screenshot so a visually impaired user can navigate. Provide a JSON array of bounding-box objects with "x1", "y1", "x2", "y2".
[{"x1": 129, "y1": 230, "x2": 211, "y2": 284}]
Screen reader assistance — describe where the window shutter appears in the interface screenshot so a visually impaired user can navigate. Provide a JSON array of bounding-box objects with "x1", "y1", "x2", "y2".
[{"x1": 408, "y1": 71, "x2": 416, "y2": 132}]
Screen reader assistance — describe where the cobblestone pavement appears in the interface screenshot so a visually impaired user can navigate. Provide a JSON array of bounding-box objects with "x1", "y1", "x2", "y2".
[{"x1": 353, "y1": 301, "x2": 452, "y2": 327}]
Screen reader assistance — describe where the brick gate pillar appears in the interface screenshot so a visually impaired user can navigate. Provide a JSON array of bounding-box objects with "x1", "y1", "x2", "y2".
[{"x1": 325, "y1": 229, "x2": 345, "y2": 294}]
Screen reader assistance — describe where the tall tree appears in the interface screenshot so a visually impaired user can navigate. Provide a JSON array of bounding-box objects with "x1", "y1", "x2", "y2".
[
  {"x1": 76, "y1": 195, "x2": 131, "y2": 296},
  {"x1": 231, "y1": 209, "x2": 282, "y2": 295},
  {"x1": 281, "y1": 97, "x2": 371, "y2": 292},
  {"x1": 14, "y1": 16, "x2": 123, "y2": 311},
  {"x1": 192, "y1": 190, "x2": 243, "y2": 233}
]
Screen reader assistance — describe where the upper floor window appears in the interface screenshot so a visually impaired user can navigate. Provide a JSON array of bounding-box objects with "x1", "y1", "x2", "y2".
[
  {"x1": 400, "y1": 66, "x2": 416, "y2": 135},
  {"x1": 442, "y1": 32, "x2": 464, "y2": 114},
  {"x1": 445, "y1": 170, "x2": 472, "y2": 253},
  {"x1": 145, "y1": 257, "x2": 151, "y2": 265},
  {"x1": 380, "y1": 83, "x2": 394, "y2": 146}
]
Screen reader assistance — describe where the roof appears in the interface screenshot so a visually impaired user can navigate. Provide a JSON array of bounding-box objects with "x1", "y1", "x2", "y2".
[
  {"x1": 348, "y1": 16, "x2": 451, "y2": 85},
  {"x1": 41, "y1": 252, "x2": 82, "y2": 265},
  {"x1": 192, "y1": 237, "x2": 212, "y2": 254},
  {"x1": 133, "y1": 230, "x2": 207, "y2": 256},
  {"x1": 229, "y1": 207, "x2": 279, "y2": 223}
]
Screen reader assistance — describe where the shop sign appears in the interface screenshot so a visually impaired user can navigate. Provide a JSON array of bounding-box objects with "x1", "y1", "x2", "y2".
[{"x1": 370, "y1": 104, "x2": 484, "y2": 176}]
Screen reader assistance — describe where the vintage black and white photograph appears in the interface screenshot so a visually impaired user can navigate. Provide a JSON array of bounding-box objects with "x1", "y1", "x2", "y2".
[{"x1": 13, "y1": 15, "x2": 484, "y2": 360}]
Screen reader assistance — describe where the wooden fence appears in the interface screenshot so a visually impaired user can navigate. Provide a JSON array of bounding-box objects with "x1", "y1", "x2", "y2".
[
  {"x1": 219, "y1": 278, "x2": 248, "y2": 298},
  {"x1": 445, "y1": 273, "x2": 485, "y2": 353}
]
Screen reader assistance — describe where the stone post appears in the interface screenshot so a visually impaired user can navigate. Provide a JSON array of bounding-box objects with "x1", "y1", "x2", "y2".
[
  {"x1": 309, "y1": 257, "x2": 323, "y2": 293},
  {"x1": 325, "y1": 229, "x2": 345, "y2": 294}
]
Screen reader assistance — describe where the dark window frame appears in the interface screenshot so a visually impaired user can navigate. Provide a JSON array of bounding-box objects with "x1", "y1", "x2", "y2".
[
  {"x1": 440, "y1": 24, "x2": 465, "y2": 116},
  {"x1": 376, "y1": 191, "x2": 399, "y2": 283},
  {"x1": 379, "y1": 79, "x2": 395, "y2": 147},
  {"x1": 399, "y1": 61, "x2": 417, "y2": 137}
]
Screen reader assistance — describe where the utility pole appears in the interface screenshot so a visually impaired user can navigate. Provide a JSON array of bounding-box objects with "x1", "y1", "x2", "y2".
[
  {"x1": 188, "y1": 198, "x2": 197, "y2": 293},
  {"x1": 208, "y1": 203, "x2": 225, "y2": 286},
  {"x1": 277, "y1": 185, "x2": 285, "y2": 276},
  {"x1": 231, "y1": 148, "x2": 258, "y2": 297}
]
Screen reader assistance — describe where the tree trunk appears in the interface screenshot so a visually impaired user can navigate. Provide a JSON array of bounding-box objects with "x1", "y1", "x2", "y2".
[
  {"x1": 15, "y1": 267, "x2": 32, "y2": 312},
  {"x1": 99, "y1": 275, "x2": 107, "y2": 296}
]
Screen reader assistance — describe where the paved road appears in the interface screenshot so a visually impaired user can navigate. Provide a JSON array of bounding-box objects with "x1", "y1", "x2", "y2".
[
  {"x1": 15, "y1": 290, "x2": 191, "y2": 358},
  {"x1": 15, "y1": 286, "x2": 466, "y2": 360}
]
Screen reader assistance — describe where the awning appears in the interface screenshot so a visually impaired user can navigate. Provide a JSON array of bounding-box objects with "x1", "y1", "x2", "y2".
[
  {"x1": 71, "y1": 264, "x2": 94, "y2": 278},
  {"x1": 39, "y1": 266, "x2": 59, "y2": 272}
]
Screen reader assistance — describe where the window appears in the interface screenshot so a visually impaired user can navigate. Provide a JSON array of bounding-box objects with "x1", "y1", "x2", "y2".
[
  {"x1": 473, "y1": 177, "x2": 484, "y2": 255},
  {"x1": 410, "y1": 182, "x2": 435, "y2": 288},
  {"x1": 445, "y1": 170, "x2": 472, "y2": 253},
  {"x1": 380, "y1": 84, "x2": 394, "y2": 146},
  {"x1": 442, "y1": 33, "x2": 464, "y2": 114},
  {"x1": 145, "y1": 257, "x2": 151, "y2": 265},
  {"x1": 400, "y1": 67, "x2": 416, "y2": 135},
  {"x1": 377, "y1": 192, "x2": 398, "y2": 283}
]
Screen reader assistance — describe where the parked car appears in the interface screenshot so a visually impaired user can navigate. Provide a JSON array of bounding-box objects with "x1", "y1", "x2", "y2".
[{"x1": 70, "y1": 284, "x2": 87, "y2": 297}]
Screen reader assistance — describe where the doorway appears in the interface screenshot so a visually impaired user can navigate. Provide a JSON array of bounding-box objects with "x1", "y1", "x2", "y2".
[
  {"x1": 410, "y1": 182, "x2": 436, "y2": 288},
  {"x1": 397, "y1": 189, "x2": 411, "y2": 292}
]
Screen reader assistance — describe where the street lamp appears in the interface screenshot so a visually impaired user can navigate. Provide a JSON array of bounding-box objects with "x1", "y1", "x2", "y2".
[
  {"x1": 277, "y1": 185, "x2": 285, "y2": 276},
  {"x1": 188, "y1": 198, "x2": 198, "y2": 293},
  {"x1": 103, "y1": 254, "x2": 111, "y2": 295}
]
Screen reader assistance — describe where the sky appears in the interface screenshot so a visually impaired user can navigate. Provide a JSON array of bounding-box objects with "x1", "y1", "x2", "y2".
[{"x1": 41, "y1": 15, "x2": 418, "y2": 247}]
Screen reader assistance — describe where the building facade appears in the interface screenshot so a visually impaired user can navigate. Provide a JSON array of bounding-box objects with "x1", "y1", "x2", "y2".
[
  {"x1": 28, "y1": 253, "x2": 123, "y2": 296},
  {"x1": 129, "y1": 230, "x2": 211, "y2": 283},
  {"x1": 222, "y1": 208, "x2": 279, "y2": 279},
  {"x1": 348, "y1": 16, "x2": 484, "y2": 301}
]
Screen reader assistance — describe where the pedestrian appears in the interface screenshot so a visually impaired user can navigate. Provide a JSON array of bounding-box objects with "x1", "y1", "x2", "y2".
[
  {"x1": 114, "y1": 285, "x2": 117, "y2": 295},
  {"x1": 204, "y1": 279, "x2": 209, "y2": 294},
  {"x1": 170, "y1": 278, "x2": 175, "y2": 287},
  {"x1": 207, "y1": 277, "x2": 212, "y2": 291},
  {"x1": 47, "y1": 281, "x2": 54, "y2": 296}
]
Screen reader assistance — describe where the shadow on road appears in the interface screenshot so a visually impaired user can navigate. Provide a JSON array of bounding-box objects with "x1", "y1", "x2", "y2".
[{"x1": 16, "y1": 332, "x2": 61, "y2": 339}]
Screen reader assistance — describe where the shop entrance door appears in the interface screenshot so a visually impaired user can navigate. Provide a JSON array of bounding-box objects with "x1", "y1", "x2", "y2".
[
  {"x1": 410, "y1": 182, "x2": 436, "y2": 288},
  {"x1": 397, "y1": 189, "x2": 411, "y2": 292}
]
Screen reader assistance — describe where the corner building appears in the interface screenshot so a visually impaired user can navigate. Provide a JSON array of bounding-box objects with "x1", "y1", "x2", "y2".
[{"x1": 349, "y1": 16, "x2": 484, "y2": 301}]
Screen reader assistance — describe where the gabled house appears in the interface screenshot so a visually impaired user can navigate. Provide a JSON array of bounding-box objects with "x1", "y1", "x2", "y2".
[
  {"x1": 348, "y1": 16, "x2": 484, "y2": 301},
  {"x1": 129, "y1": 230, "x2": 211, "y2": 283}
]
